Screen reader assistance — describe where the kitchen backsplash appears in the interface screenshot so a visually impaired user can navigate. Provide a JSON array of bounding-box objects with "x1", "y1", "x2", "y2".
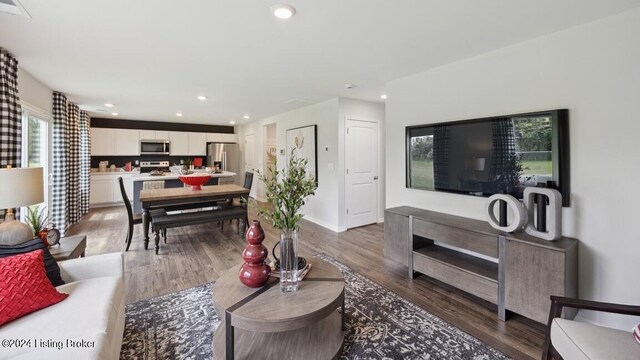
[{"x1": 90, "y1": 155, "x2": 206, "y2": 169}]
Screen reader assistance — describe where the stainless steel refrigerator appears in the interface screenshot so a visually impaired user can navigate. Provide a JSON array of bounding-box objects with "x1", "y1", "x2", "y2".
[{"x1": 206, "y1": 142, "x2": 241, "y2": 185}]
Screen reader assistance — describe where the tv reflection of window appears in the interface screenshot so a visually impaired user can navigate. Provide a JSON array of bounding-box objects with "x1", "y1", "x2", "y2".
[{"x1": 405, "y1": 109, "x2": 569, "y2": 206}]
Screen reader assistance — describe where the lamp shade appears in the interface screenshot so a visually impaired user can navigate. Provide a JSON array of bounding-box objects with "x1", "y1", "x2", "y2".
[{"x1": 0, "y1": 167, "x2": 44, "y2": 209}]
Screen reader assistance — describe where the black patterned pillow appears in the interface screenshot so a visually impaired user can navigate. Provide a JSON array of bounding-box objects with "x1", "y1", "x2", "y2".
[{"x1": 0, "y1": 238, "x2": 65, "y2": 286}]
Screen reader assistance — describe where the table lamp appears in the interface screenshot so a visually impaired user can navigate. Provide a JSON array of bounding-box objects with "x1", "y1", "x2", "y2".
[{"x1": 0, "y1": 167, "x2": 44, "y2": 245}]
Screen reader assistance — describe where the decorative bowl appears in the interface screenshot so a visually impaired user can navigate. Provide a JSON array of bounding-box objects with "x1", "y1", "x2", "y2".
[{"x1": 178, "y1": 174, "x2": 212, "y2": 190}]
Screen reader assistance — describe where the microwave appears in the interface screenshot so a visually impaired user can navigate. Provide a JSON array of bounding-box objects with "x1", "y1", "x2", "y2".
[{"x1": 140, "y1": 139, "x2": 170, "y2": 155}]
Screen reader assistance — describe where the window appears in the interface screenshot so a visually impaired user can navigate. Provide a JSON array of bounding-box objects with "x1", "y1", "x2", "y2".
[{"x1": 21, "y1": 106, "x2": 51, "y2": 216}]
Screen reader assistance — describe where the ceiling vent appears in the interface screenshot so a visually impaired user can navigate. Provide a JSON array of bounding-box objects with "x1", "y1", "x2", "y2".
[{"x1": 0, "y1": 0, "x2": 31, "y2": 19}]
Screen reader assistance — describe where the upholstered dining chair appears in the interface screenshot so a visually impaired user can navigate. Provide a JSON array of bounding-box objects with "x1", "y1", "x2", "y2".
[
  {"x1": 119, "y1": 177, "x2": 165, "y2": 251},
  {"x1": 542, "y1": 295, "x2": 640, "y2": 360}
]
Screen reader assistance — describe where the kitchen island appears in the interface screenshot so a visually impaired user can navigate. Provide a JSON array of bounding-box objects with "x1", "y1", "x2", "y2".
[{"x1": 132, "y1": 171, "x2": 236, "y2": 214}]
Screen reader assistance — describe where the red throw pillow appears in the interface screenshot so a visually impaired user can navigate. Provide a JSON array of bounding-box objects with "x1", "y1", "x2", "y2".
[{"x1": 0, "y1": 250, "x2": 68, "y2": 326}]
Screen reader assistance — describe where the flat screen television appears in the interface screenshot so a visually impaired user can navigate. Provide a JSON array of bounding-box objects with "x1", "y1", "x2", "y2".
[{"x1": 406, "y1": 109, "x2": 570, "y2": 206}]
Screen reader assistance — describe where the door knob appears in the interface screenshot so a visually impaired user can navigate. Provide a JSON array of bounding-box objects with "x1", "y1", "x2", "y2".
[{"x1": 374, "y1": 176, "x2": 379, "y2": 180}]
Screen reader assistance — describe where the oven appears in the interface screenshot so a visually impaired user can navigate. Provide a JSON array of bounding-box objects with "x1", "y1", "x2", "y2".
[{"x1": 140, "y1": 139, "x2": 170, "y2": 155}]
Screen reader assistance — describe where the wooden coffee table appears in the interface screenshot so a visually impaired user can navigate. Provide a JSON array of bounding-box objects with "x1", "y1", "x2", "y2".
[
  {"x1": 212, "y1": 257, "x2": 345, "y2": 360},
  {"x1": 49, "y1": 234, "x2": 87, "y2": 261}
]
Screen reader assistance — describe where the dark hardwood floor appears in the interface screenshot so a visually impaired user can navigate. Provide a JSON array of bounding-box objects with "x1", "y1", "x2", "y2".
[{"x1": 67, "y1": 206, "x2": 545, "y2": 359}]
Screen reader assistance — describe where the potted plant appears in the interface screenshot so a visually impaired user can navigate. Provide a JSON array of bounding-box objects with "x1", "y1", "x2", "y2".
[
  {"x1": 25, "y1": 205, "x2": 49, "y2": 244},
  {"x1": 255, "y1": 148, "x2": 317, "y2": 292}
]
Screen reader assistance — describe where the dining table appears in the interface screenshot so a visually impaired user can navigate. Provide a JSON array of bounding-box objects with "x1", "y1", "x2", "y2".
[{"x1": 139, "y1": 184, "x2": 251, "y2": 250}]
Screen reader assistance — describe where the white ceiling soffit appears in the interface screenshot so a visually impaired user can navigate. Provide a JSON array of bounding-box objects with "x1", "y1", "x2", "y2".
[
  {"x1": 0, "y1": 0, "x2": 30, "y2": 18},
  {"x1": 1, "y1": 1, "x2": 639, "y2": 125}
]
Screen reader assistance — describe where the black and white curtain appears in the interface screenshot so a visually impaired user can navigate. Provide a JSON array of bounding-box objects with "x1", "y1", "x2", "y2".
[
  {"x1": 432, "y1": 125, "x2": 451, "y2": 189},
  {"x1": 51, "y1": 92, "x2": 90, "y2": 235},
  {"x1": 489, "y1": 118, "x2": 516, "y2": 181},
  {"x1": 0, "y1": 48, "x2": 22, "y2": 219}
]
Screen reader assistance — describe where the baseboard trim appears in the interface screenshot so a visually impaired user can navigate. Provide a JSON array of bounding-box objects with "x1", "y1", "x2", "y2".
[{"x1": 303, "y1": 215, "x2": 346, "y2": 233}]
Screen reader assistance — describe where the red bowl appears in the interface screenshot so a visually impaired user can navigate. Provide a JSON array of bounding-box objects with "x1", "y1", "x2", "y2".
[{"x1": 178, "y1": 174, "x2": 212, "y2": 190}]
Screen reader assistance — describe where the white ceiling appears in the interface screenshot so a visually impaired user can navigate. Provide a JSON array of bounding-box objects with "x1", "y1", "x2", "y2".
[{"x1": 1, "y1": 1, "x2": 639, "y2": 125}]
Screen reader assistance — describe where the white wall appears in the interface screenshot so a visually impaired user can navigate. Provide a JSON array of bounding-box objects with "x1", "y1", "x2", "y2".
[
  {"x1": 386, "y1": 8, "x2": 640, "y2": 329},
  {"x1": 18, "y1": 67, "x2": 52, "y2": 114},
  {"x1": 338, "y1": 98, "x2": 386, "y2": 229},
  {"x1": 240, "y1": 99, "x2": 341, "y2": 230}
]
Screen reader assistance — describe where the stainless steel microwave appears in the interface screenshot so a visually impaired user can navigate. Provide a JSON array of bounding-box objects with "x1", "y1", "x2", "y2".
[{"x1": 140, "y1": 139, "x2": 170, "y2": 155}]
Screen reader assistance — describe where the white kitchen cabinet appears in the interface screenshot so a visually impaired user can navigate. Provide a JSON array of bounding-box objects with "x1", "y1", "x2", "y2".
[
  {"x1": 206, "y1": 133, "x2": 237, "y2": 143},
  {"x1": 90, "y1": 128, "x2": 116, "y2": 156},
  {"x1": 140, "y1": 130, "x2": 170, "y2": 140},
  {"x1": 155, "y1": 131, "x2": 170, "y2": 140},
  {"x1": 112, "y1": 177, "x2": 133, "y2": 203},
  {"x1": 188, "y1": 132, "x2": 207, "y2": 155},
  {"x1": 114, "y1": 129, "x2": 140, "y2": 155},
  {"x1": 139, "y1": 130, "x2": 155, "y2": 140},
  {"x1": 90, "y1": 178, "x2": 114, "y2": 205},
  {"x1": 170, "y1": 132, "x2": 189, "y2": 155}
]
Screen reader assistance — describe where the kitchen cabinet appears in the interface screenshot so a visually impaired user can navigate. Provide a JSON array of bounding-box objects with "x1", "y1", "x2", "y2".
[
  {"x1": 207, "y1": 133, "x2": 236, "y2": 143},
  {"x1": 90, "y1": 178, "x2": 115, "y2": 205},
  {"x1": 91, "y1": 128, "x2": 116, "y2": 156},
  {"x1": 188, "y1": 132, "x2": 207, "y2": 155},
  {"x1": 114, "y1": 129, "x2": 140, "y2": 155},
  {"x1": 170, "y1": 132, "x2": 189, "y2": 155},
  {"x1": 139, "y1": 130, "x2": 170, "y2": 140},
  {"x1": 90, "y1": 173, "x2": 134, "y2": 206}
]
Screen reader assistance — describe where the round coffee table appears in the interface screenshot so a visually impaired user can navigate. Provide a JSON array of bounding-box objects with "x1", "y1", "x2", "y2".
[{"x1": 212, "y1": 257, "x2": 345, "y2": 360}]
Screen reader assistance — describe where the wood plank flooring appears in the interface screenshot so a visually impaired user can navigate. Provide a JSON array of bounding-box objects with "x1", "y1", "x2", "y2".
[{"x1": 67, "y1": 206, "x2": 546, "y2": 360}]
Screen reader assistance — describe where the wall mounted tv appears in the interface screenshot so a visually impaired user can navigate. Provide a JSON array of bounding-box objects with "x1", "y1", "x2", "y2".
[{"x1": 406, "y1": 109, "x2": 570, "y2": 206}]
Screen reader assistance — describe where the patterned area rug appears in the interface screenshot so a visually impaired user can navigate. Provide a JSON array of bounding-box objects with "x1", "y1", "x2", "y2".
[{"x1": 121, "y1": 254, "x2": 510, "y2": 359}]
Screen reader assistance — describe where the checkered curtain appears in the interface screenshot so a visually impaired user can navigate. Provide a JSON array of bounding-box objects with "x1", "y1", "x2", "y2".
[
  {"x1": 432, "y1": 124, "x2": 451, "y2": 189},
  {"x1": 79, "y1": 111, "x2": 90, "y2": 214},
  {"x1": 51, "y1": 93, "x2": 90, "y2": 235},
  {"x1": 0, "y1": 48, "x2": 22, "y2": 219},
  {"x1": 489, "y1": 118, "x2": 516, "y2": 180}
]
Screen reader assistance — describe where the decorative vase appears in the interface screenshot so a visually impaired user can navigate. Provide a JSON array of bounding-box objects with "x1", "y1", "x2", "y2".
[
  {"x1": 239, "y1": 220, "x2": 271, "y2": 287},
  {"x1": 279, "y1": 229, "x2": 299, "y2": 292}
]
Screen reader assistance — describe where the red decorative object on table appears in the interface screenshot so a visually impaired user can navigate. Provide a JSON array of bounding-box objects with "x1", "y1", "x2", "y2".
[
  {"x1": 239, "y1": 220, "x2": 271, "y2": 287},
  {"x1": 178, "y1": 174, "x2": 212, "y2": 190}
]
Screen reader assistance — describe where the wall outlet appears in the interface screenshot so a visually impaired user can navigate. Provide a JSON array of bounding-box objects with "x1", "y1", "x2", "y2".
[
  {"x1": 134, "y1": 160, "x2": 139, "y2": 165},
  {"x1": 328, "y1": 163, "x2": 334, "y2": 171}
]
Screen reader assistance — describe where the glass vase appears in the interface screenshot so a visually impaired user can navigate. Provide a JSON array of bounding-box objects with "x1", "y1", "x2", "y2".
[{"x1": 279, "y1": 229, "x2": 298, "y2": 292}]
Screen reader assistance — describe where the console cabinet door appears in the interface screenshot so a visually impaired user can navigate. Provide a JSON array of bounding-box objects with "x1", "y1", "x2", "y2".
[
  {"x1": 504, "y1": 240, "x2": 565, "y2": 323},
  {"x1": 384, "y1": 211, "x2": 409, "y2": 266}
]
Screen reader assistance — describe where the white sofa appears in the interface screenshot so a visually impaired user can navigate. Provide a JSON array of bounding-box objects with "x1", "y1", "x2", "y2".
[{"x1": 0, "y1": 252, "x2": 125, "y2": 360}]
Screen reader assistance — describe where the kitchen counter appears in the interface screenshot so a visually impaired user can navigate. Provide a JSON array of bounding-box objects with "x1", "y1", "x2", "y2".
[
  {"x1": 132, "y1": 171, "x2": 235, "y2": 182},
  {"x1": 91, "y1": 168, "x2": 140, "y2": 175}
]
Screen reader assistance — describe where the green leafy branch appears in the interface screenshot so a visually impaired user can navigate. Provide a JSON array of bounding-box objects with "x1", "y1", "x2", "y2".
[{"x1": 253, "y1": 148, "x2": 317, "y2": 231}]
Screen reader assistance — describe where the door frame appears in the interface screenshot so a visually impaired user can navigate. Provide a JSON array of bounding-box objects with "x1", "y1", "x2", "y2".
[{"x1": 344, "y1": 116, "x2": 381, "y2": 229}]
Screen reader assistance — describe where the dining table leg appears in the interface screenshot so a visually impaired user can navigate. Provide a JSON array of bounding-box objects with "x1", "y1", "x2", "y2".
[{"x1": 143, "y1": 208, "x2": 150, "y2": 250}]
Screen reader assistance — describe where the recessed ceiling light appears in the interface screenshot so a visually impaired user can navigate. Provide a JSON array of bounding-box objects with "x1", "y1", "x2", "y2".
[
  {"x1": 271, "y1": 3, "x2": 296, "y2": 19},
  {"x1": 111, "y1": 112, "x2": 119, "y2": 116},
  {"x1": 104, "y1": 103, "x2": 114, "y2": 107},
  {"x1": 197, "y1": 95, "x2": 208, "y2": 101},
  {"x1": 243, "y1": 115, "x2": 250, "y2": 119},
  {"x1": 176, "y1": 112, "x2": 183, "y2": 117},
  {"x1": 229, "y1": 121, "x2": 236, "y2": 125},
  {"x1": 380, "y1": 94, "x2": 387, "y2": 100}
]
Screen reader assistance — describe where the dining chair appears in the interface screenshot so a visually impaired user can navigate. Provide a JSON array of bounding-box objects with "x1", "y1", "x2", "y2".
[
  {"x1": 220, "y1": 171, "x2": 253, "y2": 232},
  {"x1": 119, "y1": 177, "x2": 142, "y2": 251},
  {"x1": 119, "y1": 177, "x2": 165, "y2": 251}
]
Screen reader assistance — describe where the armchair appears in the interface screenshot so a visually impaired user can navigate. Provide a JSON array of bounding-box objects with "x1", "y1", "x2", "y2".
[{"x1": 542, "y1": 295, "x2": 640, "y2": 360}]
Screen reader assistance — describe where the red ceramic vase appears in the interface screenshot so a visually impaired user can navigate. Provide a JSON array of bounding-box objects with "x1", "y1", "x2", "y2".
[{"x1": 239, "y1": 220, "x2": 271, "y2": 287}]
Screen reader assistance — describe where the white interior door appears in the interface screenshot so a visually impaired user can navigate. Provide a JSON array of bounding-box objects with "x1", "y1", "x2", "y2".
[
  {"x1": 244, "y1": 134, "x2": 256, "y2": 198},
  {"x1": 346, "y1": 119, "x2": 378, "y2": 229}
]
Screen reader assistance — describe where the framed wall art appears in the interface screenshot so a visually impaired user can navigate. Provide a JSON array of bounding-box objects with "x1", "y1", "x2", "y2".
[{"x1": 285, "y1": 124, "x2": 318, "y2": 184}]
